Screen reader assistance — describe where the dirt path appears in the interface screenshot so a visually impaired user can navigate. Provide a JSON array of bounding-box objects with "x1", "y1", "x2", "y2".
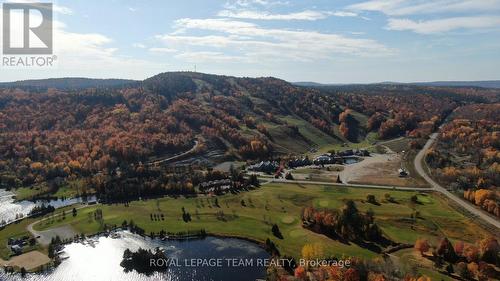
[
  {"x1": 1, "y1": 251, "x2": 50, "y2": 271},
  {"x1": 414, "y1": 133, "x2": 500, "y2": 230}
]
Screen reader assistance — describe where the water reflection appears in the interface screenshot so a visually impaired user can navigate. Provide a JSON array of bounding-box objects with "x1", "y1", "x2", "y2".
[
  {"x1": 0, "y1": 189, "x2": 96, "y2": 224},
  {"x1": 0, "y1": 232, "x2": 269, "y2": 281},
  {"x1": 344, "y1": 157, "x2": 360, "y2": 165}
]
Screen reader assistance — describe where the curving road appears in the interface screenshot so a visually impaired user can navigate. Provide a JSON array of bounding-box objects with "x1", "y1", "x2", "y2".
[
  {"x1": 146, "y1": 139, "x2": 199, "y2": 166},
  {"x1": 414, "y1": 133, "x2": 500, "y2": 230},
  {"x1": 27, "y1": 204, "x2": 97, "y2": 245}
]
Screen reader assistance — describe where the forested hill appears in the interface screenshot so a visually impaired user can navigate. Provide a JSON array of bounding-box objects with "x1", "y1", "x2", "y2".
[
  {"x1": 0, "y1": 72, "x2": 499, "y2": 190},
  {"x1": 0, "y1": 77, "x2": 138, "y2": 91},
  {"x1": 294, "y1": 80, "x2": 500, "y2": 90}
]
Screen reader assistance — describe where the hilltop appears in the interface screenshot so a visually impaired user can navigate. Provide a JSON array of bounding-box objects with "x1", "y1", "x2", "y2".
[{"x1": 0, "y1": 71, "x2": 498, "y2": 191}]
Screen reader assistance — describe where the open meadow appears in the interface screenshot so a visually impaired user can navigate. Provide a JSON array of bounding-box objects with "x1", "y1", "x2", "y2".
[{"x1": 31, "y1": 183, "x2": 491, "y2": 259}]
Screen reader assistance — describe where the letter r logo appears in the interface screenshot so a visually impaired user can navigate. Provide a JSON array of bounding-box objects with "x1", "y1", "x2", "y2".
[{"x1": 2, "y1": 3, "x2": 53, "y2": 54}]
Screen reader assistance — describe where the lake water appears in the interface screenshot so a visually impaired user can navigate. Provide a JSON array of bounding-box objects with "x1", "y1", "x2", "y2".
[
  {"x1": 0, "y1": 232, "x2": 269, "y2": 281},
  {"x1": 0, "y1": 189, "x2": 96, "y2": 224}
]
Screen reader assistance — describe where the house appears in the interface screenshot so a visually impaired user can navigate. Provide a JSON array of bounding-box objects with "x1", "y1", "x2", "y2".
[
  {"x1": 355, "y1": 149, "x2": 370, "y2": 157},
  {"x1": 337, "y1": 149, "x2": 354, "y2": 157},
  {"x1": 288, "y1": 157, "x2": 312, "y2": 168},
  {"x1": 10, "y1": 245, "x2": 23, "y2": 255},
  {"x1": 247, "y1": 161, "x2": 279, "y2": 173},
  {"x1": 87, "y1": 200, "x2": 97, "y2": 205},
  {"x1": 313, "y1": 154, "x2": 334, "y2": 165},
  {"x1": 398, "y1": 168, "x2": 409, "y2": 177},
  {"x1": 199, "y1": 179, "x2": 232, "y2": 193}
]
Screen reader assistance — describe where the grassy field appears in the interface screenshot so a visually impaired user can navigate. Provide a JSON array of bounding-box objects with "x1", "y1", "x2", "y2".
[
  {"x1": 315, "y1": 131, "x2": 380, "y2": 155},
  {"x1": 0, "y1": 218, "x2": 41, "y2": 259},
  {"x1": 1, "y1": 182, "x2": 492, "y2": 280},
  {"x1": 381, "y1": 137, "x2": 410, "y2": 153},
  {"x1": 0, "y1": 203, "x2": 89, "y2": 260},
  {"x1": 14, "y1": 180, "x2": 87, "y2": 201},
  {"x1": 278, "y1": 115, "x2": 339, "y2": 150},
  {"x1": 30, "y1": 183, "x2": 490, "y2": 260},
  {"x1": 13, "y1": 186, "x2": 49, "y2": 201}
]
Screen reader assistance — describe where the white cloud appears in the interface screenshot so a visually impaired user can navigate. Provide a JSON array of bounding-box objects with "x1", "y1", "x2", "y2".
[
  {"x1": 348, "y1": 0, "x2": 500, "y2": 16},
  {"x1": 156, "y1": 35, "x2": 237, "y2": 48},
  {"x1": 132, "y1": 43, "x2": 146, "y2": 48},
  {"x1": 217, "y1": 9, "x2": 361, "y2": 21},
  {"x1": 128, "y1": 7, "x2": 137, "y2": 12},
  {"x1": 175, "y1": 51, "x2": 246, "y2": 62},
  {"x1": 0, "y1": 6, "x2": 162, "y2": 78},
  {"x1": 386, "y1": 16, "x2": 500, "y2": 34},
  {"x1": 53, "y1": 5, "x2": 73, "y2": 15},
  {"x1": 217, "y1": 9, "x2": 329, "y2": 21},
  {"x1": 172, "y1": 18, "x2": 255, "y2": 34},
  {"x1": 224, "y1": 0, "x2": 290, "y2": 9},
  {"x1": 331, "y1": 11, "x2": 359, "y2": 17},
  {"x1": 4, "y1": 0, "x2": 73, "y2": 15},
  {"x1": 149, "y1": 47, "x2": 178, "y2": 53},
  {"x1": 153, "y1": 18, "x2": 393, "y2": 63}
]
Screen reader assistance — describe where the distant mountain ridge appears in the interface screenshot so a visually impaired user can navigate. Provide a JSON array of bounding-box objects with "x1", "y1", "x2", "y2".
[
  {"x1": 0, "y1": 77, "x2": 139, "y2": 90},
  {"x1": 294, "y1": 80, "x2": 500, "y2": 89},
  {"x1": 2, "y1": 75, "x2": 499, "y2": 90},
  {"x1": 411, "y1": 80, "x2": 500, "y2": 89}
]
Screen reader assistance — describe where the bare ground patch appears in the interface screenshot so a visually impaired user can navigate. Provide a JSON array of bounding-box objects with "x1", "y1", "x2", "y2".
[
  {"x1": 341, "y1": 153, "x2": 428, "y2": 187},
  {"x1": 1, "y1": 251, "x2": 50, "y2": 271}
]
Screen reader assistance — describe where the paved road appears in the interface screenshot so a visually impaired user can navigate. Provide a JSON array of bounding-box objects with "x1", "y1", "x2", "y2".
[
  {"x1": 27, "y1": 204, "x2": 97, "y2": 245},
  {"x1": 146, "y1": 140, "x2": 199, "y2": 166},
  {"x1": 263, "y1": 178, "x2": 431, "y2": 191},
  {"x1": 414, "y1": 133, "x2": 500, "y2": 230}
]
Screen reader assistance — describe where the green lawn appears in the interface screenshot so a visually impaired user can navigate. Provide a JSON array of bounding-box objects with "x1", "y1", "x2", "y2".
[
  {"x1": 382, "y1": 137, "x2": 410, "y2": 153},
  {"x1": 13, "y1": 180, "x2": 87, "y2": 201},
  {"x1": 315, "y1": 131, "x2": 380, "y2": 155},
  {"x1": 279, "y1": 115, "x2": 339, "y2": 149},
  {"x1": 13, "y1": 186, "x2": 49, "y2": 201},
  {"x1": 52, "y1": 184, "x2": 81, "y2": 199},
  {"x1": 0, "y1": 218, "x2": 41, "y2": 259},
  {"x1": 30, "y1": 183, "x2": 490, "y2": 260},
  {"x1": 1, "y1": 182, "x2": 490, "y2": 281},
  {"x1": 0, "y1": 203, "x2": 89, "y2": 260}
]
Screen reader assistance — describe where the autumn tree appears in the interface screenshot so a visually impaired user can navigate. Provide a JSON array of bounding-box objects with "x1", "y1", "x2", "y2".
[
  {"x1": 294, "y1": 266, "x2": 307, "y2": 280},
  {"x1": 301, "y1": 243, "x2": 324, "y2": 261},
  {"x1": 344, "y1": 268, "x2": 360, "y2": 281},
  {"x1": 414, "y1": 238, "x2": 431, "y2": 256},
  {"x1": 478, "y1": 237, "x2": 499, "y2": 264},
  {"x1": 437, "y1": 237, "x2": 458, "y2": 262},
  {"x1": 463, "y1": 244, "x2": 480, "y2": 263}
]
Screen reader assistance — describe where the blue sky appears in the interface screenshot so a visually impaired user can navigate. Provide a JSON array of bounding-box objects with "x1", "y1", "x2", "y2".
[{"x1": 1, "y1": 0, "x2": 500, "y2": 83}]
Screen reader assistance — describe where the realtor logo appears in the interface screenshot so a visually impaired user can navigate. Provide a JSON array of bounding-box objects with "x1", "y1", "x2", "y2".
[{"x1": 2, "y1": 2, "x2": 53, "y2": 55}]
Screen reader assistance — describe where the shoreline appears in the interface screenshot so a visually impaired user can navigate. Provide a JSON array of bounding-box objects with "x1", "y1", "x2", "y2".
[{"x1": 1, "y1": 228, "x2": 272, "y2": 275}]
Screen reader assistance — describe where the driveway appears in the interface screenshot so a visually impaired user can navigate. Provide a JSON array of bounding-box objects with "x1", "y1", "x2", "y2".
[{"x1": 27, "y1": 223, "x2": 77, "y2": 246}]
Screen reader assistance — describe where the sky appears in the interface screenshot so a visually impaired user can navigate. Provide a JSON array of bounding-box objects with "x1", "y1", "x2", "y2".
[{"x1": 0, "y1": 0, "x2": 500, "y2": 83}]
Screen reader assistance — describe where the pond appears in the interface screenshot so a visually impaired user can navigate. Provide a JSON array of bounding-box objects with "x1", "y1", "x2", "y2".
[
  {"x1": 0, "y1": 231, "x2": 270, "y2": 281},
  {"x1": 0, "y1": 189, "x2": 96, "y2": 224},
  {"x1": 343, "y1": 157, "x2": 361, "y2": 165}
]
